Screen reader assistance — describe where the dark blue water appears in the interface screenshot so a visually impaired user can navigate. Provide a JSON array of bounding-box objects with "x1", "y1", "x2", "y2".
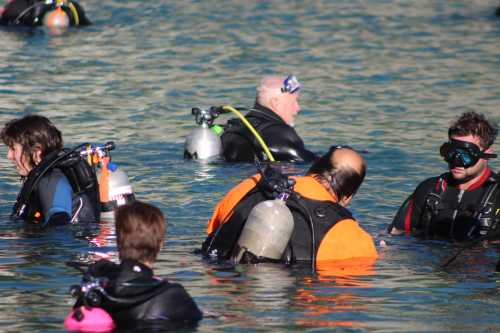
[{"x1": 1, "y1": 0, "x2": 499, "y2": 332}]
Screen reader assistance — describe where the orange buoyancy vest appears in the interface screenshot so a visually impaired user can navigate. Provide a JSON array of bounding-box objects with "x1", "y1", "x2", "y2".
[{"x1": 203, "y1": 175, "x2": 377, "y2": 263}]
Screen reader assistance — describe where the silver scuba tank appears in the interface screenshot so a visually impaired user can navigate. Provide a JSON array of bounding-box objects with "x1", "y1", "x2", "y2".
[
  {"x1": 97, "y1": 162, "x2": 135, "y2": 215},
  {"x1": 184, "y1": 123, "x2": 222, "y2": 160},
  {"x1": 184, "y1": 107, "x2": 222, "y2": 160},
  {"x1": 234, "y1": 198, "x2": 294, "y2": 262}
]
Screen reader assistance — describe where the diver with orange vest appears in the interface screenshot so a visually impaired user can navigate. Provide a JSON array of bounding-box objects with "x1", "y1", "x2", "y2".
[
  {"x1": 201, "y1": 146, "x2": 378, "y2": 270},
  {"x1": 0, "y1": 0, "x2": 90, "y2": 28}
]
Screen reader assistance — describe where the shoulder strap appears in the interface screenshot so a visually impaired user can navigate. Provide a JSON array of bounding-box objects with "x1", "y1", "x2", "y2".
[
  {"x1": 202, "y1": 185, "x2": 268, "y2": 260},
  {"x1": 11, "y1": 145, "x2": 95, "y2": 219},
  {"x1": 474, "y1": 175, "x2": 500, "y2": 236},
  {"x1": 421, "y1": 174, "x2": 447, "y2": 238},
  {"x1": 11, "y1": 150, "x2": 67, "y2": 219}
]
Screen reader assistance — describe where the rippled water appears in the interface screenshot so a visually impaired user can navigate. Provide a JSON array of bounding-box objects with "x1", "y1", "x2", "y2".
[{"x1": 1, "y1": 0, "x2": 499, "y2": 332}]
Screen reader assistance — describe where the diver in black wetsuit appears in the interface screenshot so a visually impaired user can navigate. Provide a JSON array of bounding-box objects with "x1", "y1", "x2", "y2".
[
  {"x1": 0, "y1": 0, "x2": 90, "y2": 27},
  {"x1": 1, "y1": 115, "x2": 100, "y2": 228},
  {"x1": 69, "y1": 201, "x2": 202, "y2": 330},
  {"x1": 388, "y1": 112, "x2": 500, "y2": 242},
  {"x1": 221, "y1": 75, "x2": 317, "y2": 163}
]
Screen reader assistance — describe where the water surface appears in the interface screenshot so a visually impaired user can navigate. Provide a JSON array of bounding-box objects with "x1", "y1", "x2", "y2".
[{"x1": 0, "y1": 0, "x2": 499, "y2": 332}]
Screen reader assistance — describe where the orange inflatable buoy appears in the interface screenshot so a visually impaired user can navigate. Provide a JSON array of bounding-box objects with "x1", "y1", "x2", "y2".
[{"x1": 43, "y1": 7, "x2": 70, "y2": 34}]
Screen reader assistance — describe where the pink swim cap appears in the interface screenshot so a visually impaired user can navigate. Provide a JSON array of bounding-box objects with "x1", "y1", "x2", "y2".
[{"x1": 64, "y1": 307, "x2": 115, "y2": 332}]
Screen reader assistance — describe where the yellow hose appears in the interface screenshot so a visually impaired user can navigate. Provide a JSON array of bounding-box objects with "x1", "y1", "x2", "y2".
[
  {"x1": 222, "y1": 105, "x2": 275, "y2": 162},
  {"x1": 68, "y1": 2, "x2": 79, "y2": 26}
]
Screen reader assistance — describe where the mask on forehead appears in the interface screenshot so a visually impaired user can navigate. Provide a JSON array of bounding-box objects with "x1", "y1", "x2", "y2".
[
  {"x1": 281, "y1": 75, "x2": 301, "y2": 94},
  {"x1": 440, "y1": 139, "x2": 497, "y2": 168}
]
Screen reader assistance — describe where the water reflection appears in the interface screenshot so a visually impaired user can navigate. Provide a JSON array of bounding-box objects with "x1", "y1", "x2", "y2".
[{"x1": 293, "y1": 259, "x2": 376, "y2": 330}]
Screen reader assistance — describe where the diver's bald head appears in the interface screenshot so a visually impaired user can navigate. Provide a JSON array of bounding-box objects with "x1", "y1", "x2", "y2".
[
  {"x1": 330, "y1": 147, "x2": 365, "y2": 177},
  {"x1": 255, "y1": 76, "x2": 301, "y2": 125},
  {"x1": 307, "y1": 146, "x2": 366, "y2": 204}
]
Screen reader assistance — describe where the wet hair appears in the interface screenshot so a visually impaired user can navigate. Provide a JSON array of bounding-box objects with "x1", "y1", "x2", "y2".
[
  {"x1": 306, "y1": 146, "x2": 366, "y2": 200},
  {"x1": 448, "y1": 112, "x2": 498, "y2": 148},
  {"x1": 1, "y1": 114, "x2": 63, "y2": 168},
  {"x1": 115, "y1": 201, "x2": 165, "y2": 264}
]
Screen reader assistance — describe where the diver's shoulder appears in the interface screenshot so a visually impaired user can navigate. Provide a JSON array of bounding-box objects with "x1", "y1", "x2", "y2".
[{"x1": 412, "y1": 174, "x2": 446, "y2": 195}]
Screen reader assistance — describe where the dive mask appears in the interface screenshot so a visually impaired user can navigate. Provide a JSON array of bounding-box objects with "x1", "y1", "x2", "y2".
[
  {"x1": 281, "y1": 75, "x2": 301, "y2": 94},
  {"x1": 439, "y1": 139, "x2": 497, "y2": 168}
]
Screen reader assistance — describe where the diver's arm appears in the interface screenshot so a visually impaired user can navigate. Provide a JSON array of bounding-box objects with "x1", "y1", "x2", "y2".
[
  {"x1": 265, "y1": 125, "x2": 317, "y2": 162},
  {"x1": 316, "y1": 218, "x2": 378, "y2": 261},
  {"x1": 388, "y1": 180, "x2": 431, "y2": 235},
  {"x1": 388, "y1": 196, "x2": 413, "y2": 235},
  {"x1": 38, "y1": 171, "x2": 73, "y2": 227}
]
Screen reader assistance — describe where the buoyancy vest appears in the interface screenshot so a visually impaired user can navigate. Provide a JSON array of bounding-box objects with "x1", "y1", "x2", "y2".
[
  {"x1": 0, "y1": 0, "x2": 91, "y2": 27},
  {"x1": 220, "y1": 103, "x2": 317, "y2": 162},
  {"x1": 73, "y1": 259, "x2": 203, "y2": 325},
  {"x1": 12, "y1": 148, "x2": 100, "y2": 224},
  {"x1": 202, "y1": 175, "x2": 352, "y2": 263},
  {"x1": 418, "y1": 169, "x2": 500, "y2": 240}
]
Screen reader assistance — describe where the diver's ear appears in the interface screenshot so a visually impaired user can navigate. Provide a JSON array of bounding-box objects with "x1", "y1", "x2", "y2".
[
  {"x1": 268, "y1": 95, "x2": 280, "y2": 112},
  {"x1": 339, "y1": 194, "x2": 353, "y2": 207},
  {"x1": 32, "y1": 146, "x2": 43, "y2": 165}
]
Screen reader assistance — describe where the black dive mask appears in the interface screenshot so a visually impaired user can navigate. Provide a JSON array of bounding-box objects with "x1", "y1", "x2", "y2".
[{"x1": 440, "y1": 139, "x2": 497, "y2": 168}]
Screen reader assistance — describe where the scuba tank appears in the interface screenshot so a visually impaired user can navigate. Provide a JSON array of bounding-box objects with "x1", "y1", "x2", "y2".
[
  {"x1": 233, "y1": 196, "x2": 294, "y2": 263},
  {"x1": 95, "y1": 160, "x2": 135, "y2": 215},
  {"x1": 233, "y1": 165, "x2": 296, "y2": 263},
  {"x1": 80, "y1": 142, "x2": 135, "y2": 215},
  {"x1": 184, "y1": 107, "x2": 224, "y2": 160},
  {"x1": 184, "y1": 105, "x2": 276, "y2": 162}
]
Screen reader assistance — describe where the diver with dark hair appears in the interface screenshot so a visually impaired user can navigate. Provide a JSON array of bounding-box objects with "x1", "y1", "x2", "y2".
[
  {"x1": 201, "y1": 146, "x2": 377, "y2": 267},
  {"x1": 220, "y1": 75, "x2": 317, "y2": 163},
  {"x1": 66, "y1": 201, "x2": 203, "y2": 331},
  {"x1": 388, "y1": 111, "x2": 500, "y2": 241},
  {"x1": 1, "y1": 114, "x2": 100, "y2": 227},
  {"x1": 0, "y1": 0, "x2": 90, "y2": 29}
]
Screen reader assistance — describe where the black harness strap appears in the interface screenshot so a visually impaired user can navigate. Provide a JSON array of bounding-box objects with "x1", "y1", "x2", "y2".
[
  {"x1": 12, "y1": 144, "x2": 97, "y2": 221},
  {"x1": 422, "y1": 173, "x2": 500, "y2": 239}
]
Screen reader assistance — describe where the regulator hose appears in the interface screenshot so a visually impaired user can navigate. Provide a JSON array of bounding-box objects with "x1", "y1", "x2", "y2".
[{"x1": 222, "y1": 105, "x2": 276, "y2": 162}]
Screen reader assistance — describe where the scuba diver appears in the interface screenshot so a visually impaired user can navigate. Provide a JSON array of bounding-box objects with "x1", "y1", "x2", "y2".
[
  {"x1": 220, "y1": 75, "x2": 317, "y2": 163},
  {"x1": 201, "y1": 146, "x2": 378, "y2": 269},
  {"x1": 1, "y1": 114, "x2": 100, "y2": 228},
  {"x1": 388, "y1": 111, "x2": 500, "y2": 242},
  {"x1": 65, "y1": 201, "x2": 203, "y2": 331},
  {"x1": 0, "y1": 0, "x2": 90, "y2": 29}
]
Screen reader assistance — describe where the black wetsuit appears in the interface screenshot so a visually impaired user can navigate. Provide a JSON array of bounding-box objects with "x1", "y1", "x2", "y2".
[
  {"x1": 221, "y1": 103, "x2": 317, "y2": 163},
  {"x1": 12, "y1": 149, "x2": 100, "y2": 227},
  {"x1": 0, "y1": 0, "x2": 90, "y2": 26},
  {"x1": 388, "y1": 169, "x2": 500, "y2": 241},
  {"x1": 79, "y1": 259, "x2": 203, "y2": 328}
]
